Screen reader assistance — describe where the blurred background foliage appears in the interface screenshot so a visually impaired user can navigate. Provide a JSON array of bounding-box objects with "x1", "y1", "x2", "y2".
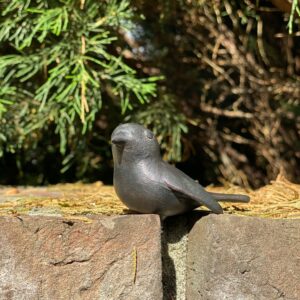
[{"x1": 0, "y1": 0, "x2": 299, "y2": 187}]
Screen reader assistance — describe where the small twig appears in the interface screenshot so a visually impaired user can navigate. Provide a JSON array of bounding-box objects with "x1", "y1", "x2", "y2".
[
  {"x1": 80, "y1": 34, "x2": 88, "y2": 123},
  {"x1": 257, "y1": 18, "x2": 270, "y2": 66},
  {"x1": 81, "y1": 35, "x2": 86, "y2": 55},
  {"x1": 242, "y1": 18, "x2": 253, "y2": 48},
  {"x1": 221, "y1": 132, "x2": 252, "y2": 145},
  {"x1": 274, "y1": 31, "x2": 300, "y2": 38},
  {"x1": 132, "y1": 247, "x2": 137, "y2": 284},
  {"x1": 80, "y1": 79, "x2": 89, "y2": 123},
  {"x1": 200, "y1": 103, "x2": 253, "y2": 119},
  {"x1": 80, "y1": 0, "x2": 85, "y2": 10},
  {"x1": 212, "y1": 37, "x2": 222, "y2": 61},
  {"x1": 200, "y1": 55, "x2": 236, "y2": 86}
]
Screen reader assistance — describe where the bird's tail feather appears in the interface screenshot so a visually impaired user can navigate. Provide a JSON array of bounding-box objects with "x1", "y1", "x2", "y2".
[{"x1": 209, "y1": 192, "x2": 250, "y2": 203}]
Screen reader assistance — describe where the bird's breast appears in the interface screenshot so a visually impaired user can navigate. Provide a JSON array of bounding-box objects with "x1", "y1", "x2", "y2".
[{"x1": 113, "y1": 162, "x2": 165, "y2": 213}]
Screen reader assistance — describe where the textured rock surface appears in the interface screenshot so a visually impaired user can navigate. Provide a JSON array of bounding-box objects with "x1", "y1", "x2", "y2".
[
  {"x1": 186, "y1": 214, "x2": 300, "y2": 300},
  {"x1": 162, "y1": 211, "x2": 208, "y2": 300},
  {"x1": 162, "y1": 215, "x2": 190, "y2": 300},
  {"x1": 0, "y1": 214, "x2": 162, "y2": 300}
]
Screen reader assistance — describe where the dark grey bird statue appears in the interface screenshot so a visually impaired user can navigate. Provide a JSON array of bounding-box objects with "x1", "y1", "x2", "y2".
[{"x1": 111, "y1": 123, "x2": 250, "y2": 219}]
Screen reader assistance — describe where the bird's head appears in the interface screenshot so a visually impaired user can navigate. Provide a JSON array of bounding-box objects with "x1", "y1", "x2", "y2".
[{"x1": 111, "y1": 123, "x2": 161, "y2": 164}]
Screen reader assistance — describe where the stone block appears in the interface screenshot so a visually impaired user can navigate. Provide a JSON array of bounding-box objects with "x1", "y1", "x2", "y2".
[
  {"x1": 186, "y1": 214, "x2": 300, "y2": 300},
  {"x1": 0, "y1": 215, "x2": 162, "y2": 300}
]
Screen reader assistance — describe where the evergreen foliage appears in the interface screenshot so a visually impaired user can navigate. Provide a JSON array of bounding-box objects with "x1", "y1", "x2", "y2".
[
  {"x1": 0, "y1": 0, "x2": 299, "y2": 186},
  {"x1": 0, "y1": 0, "x2": 159, "y2": 148},
  {"x1": 0, "y1": 0, "x2": 164, "y2": 182}
]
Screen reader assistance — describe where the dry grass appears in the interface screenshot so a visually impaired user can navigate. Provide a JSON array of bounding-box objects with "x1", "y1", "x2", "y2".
[
  {"x1": 0, "y1": 175, "x2": 299, "y2": 219},
  {"x1": 0, "y1": 182, "x2": 127, "y2": 220},
  {"x1": 207, "y1": 174, "x2": 300, "y2": 219}
]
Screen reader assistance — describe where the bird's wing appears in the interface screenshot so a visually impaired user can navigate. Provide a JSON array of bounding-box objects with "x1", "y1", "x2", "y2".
[{"x1": 162, "y1": 162, "x2": 223, "y2": 214}]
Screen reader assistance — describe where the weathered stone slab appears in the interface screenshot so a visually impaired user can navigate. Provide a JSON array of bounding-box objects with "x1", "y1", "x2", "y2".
[
  {"x1": 0, "y1": 214, "x2": 162, "y2": 300},
  {"x1": 186, "y1": 214, "x2": 300, "y2": 300}
]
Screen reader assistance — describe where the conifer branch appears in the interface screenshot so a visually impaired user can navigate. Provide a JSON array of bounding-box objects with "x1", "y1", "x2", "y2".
[{"x1": 0, "y1": 0, "x2": 159, "y2": 161}]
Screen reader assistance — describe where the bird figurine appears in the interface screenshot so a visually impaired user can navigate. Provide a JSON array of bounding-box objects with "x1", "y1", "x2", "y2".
[{"x1": 111, "y1": 123, "x2": 250, "y2": 219}]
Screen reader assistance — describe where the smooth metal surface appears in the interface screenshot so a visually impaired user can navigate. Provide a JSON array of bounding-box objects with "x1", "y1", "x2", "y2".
[{"x1": 112, "y1": 123, "x2": 250, "y2": 219}]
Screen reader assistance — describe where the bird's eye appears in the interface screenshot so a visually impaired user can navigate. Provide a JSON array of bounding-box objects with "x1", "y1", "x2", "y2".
[{"x1": 145, "y1": 130, "x2": 154, "y2": 139}]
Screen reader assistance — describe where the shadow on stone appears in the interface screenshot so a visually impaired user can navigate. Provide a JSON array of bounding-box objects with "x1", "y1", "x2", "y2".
[{"x1": 161, "y1": 210, "x2": 209, "y2": 300}]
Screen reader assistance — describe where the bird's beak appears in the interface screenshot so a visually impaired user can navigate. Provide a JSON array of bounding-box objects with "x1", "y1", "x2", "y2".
[
  {"x1": 111, "y1": 133, "x2": 126, "y2": 145},
  {"x1": 111, "y1": 132, "x2": 127, "y2": 165}
]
